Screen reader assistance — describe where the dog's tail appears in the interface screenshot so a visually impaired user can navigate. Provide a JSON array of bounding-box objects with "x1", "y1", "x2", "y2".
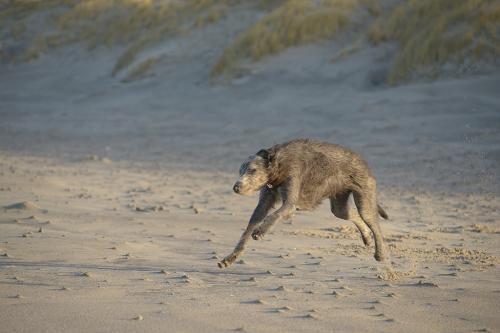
[{"x1": 377, "y1": 204, "x2": 388, "y2": 220}]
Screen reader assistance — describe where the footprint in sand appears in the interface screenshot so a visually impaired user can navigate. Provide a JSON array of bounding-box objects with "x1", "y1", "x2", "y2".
[
  {"x1": 3, "y1": 201, "x2": 40, "y2": 210},
  {"x1": 15, "y1": 215, "x2": 50, "y2": 226},
  {"x1": 180, "y1": 274, "x2": 191, "y2": 284},
  {"x1": 338, "y1": 285, "x2": 352, "y2": 291},
  {"x1": 271, "y1": 306, "x2": 293, "y2": 313},
  {"x1": 413, "y1": 280, "x2": 439, "y2": 288},
  {"x1": 275, "y1": 285, "x2": 289, "y2": 292},
  {"x1": 368, "y1": 299, "x2": 383, "y2": 305},
  {"x1": 4, "y1": 201, "x2": 45, "y2": 212},
  {"x1": 242, "y1": 299, "x2": 267, "y2": 305},
  {"x1": 301, "y1": 313, "x2": 319, "y2": 320}
]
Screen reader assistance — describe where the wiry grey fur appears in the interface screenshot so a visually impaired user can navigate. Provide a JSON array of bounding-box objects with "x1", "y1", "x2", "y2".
[{"x1": 218, "y1": 138, "x2": 389, "y2": 269}]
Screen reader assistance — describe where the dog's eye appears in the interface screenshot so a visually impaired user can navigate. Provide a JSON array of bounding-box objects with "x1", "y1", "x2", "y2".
[{"x1": 247, "y1": 168, "x2": 256, "y2": 174}]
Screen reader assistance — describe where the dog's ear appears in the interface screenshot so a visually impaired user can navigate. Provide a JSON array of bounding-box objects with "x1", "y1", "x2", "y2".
[
  {"x1": 256, "y1": 149, "x2": 269, "y2": 161},
  {"x1": 256, "y1": 149, "x2": 275, "y2": 167}
]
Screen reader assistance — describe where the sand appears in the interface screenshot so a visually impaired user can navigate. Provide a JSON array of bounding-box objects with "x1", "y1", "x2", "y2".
[
  {"x1": 1, "y1": 153, "x2": 499, "y2": 333},
  {"x1": 1, "y1": 10, "x2": 500, "y2": 333}
]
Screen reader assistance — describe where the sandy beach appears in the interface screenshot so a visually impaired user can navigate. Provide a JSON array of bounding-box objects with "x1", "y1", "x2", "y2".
[{"x1": 1, "y1": 1, "x2": 500, "y2": 332}]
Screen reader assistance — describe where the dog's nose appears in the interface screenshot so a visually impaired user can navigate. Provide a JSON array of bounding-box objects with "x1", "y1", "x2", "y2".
[{"x1": 233, "y1": 182, "x2": 242, "y2": 193}]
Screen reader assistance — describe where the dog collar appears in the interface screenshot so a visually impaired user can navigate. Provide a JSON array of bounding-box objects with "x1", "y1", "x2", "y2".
[{"x1": 266, "y1": 183, "x2": 273, "y2": 189}]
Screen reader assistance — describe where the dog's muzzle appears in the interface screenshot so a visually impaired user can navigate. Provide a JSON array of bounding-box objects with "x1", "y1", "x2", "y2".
[{"x1": 233, "y1": 182, "x2": 242, "y2": 194}]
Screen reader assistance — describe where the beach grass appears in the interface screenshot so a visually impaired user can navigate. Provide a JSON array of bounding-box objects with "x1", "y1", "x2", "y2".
[
  {"x1": 369, "y1": 0, "x2": 500, "y2": 84},
  {"x1": 2, "y1": 0, "x2": 499, "y2": 84},
  {"x1": 210, "y1": 0, "x2": 362, "y2": 78}
]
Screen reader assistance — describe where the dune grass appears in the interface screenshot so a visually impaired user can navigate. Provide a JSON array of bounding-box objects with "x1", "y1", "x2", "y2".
[
  {"x1": 3, "y1": 0, "x2": 498, "y2": 84},
  {"x1": 369, "y1": 0, "x2": 500, "y2": 84},
  {"x1": 123, "y1": 56, "x2": 159, "y2": 82},
  {"x1": 331, "y1": 38, "x2": 362, "y2": 63},
  {"x1": 210, "y1": 0, "x2": 361, "y2": 78},
  {"x1": 2, "y1": 0, "x2": 233, "y2": 74},
  {"x1": 57, "y1": 0, "x2": 233, "y2": 76}
]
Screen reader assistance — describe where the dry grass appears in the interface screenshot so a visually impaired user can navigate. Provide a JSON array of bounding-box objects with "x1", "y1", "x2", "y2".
[
  {"x1": 2, "y1": 0, "x2": 233, "y2": 75},
  {"x1": 57, "y1": 0, "x2": 232, "y2": 76},
  {"x1": 194, "y1": 6, "x2": 227, "y2": 29},
  {"x1": 3, "y1": 0, "x2": 498, "y2": 84},
  {"x1": 123, "y1": 57, "x2": 159, "y2": 82},
  {"x1": 331, "y1": 39, "x2": 362, "y2": 63},
  {"x1": 211, "y1": 0, "x2": 361, "y2": 78},
  {"x1": 369, "y1": 0, "x2": 500, "y2": 84}
]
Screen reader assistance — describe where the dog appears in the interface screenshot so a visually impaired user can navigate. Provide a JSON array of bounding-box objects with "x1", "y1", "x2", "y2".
[{"x1": 218, "y1": 138, "x2": 388, "y2": 268}]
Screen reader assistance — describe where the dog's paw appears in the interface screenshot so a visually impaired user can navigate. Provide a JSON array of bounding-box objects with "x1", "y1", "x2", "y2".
[
  {"x1": 251, "y1": 228, "x2": 264, "y2": 240},
  {"x1": 361, "y1": 235, "x2": 373, "y2": 247},
  {"x1": 218, "y1": 255, "x2": 235, "y2": 268},
  {"x1": 374, "y1": 250, "x2": 387, "y2": 262}
]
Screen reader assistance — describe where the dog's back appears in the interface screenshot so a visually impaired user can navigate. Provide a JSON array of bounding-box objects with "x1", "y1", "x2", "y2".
[{"x1": 266, "y1": 139, "x2": 373, "y2": 210}]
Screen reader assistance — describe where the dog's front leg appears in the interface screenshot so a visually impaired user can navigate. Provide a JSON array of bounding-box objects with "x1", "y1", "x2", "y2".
[
  {"x1": 218, "y1": 188, "x2": 277, "y2": 268},
  {"x1": 250, "y1": 204, "x2": 295, "y2": 240},
  {"x1": 252, "y1": 180, "x2": 298, "y2": 240}
]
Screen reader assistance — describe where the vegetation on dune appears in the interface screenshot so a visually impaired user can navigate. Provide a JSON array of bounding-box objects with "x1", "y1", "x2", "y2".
[
  {"x1": 330, "y1": 39, "x2": 362, "y2": 63},
  {"x1": 1, "y1": 0, "x2": 233, "y2": 76},
  {"x1": 369, "y1": 0, "x2": 500, "y2": 84},
  {"x1": 123, "y1": 56, "x2": 159, "y2": 82},
  {"x1": 210, "y1": 0, "x2": 362, "y2": 78},
  {"x1": 1, "y1": 0, "x2": 499, "y2": 84}
]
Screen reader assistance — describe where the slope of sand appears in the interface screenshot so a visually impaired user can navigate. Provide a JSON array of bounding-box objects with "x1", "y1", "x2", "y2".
[{"x1": 1, "y1": 9, "x2": 500, "y2": 332}]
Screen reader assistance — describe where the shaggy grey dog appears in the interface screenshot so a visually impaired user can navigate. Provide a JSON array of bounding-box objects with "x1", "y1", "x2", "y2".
[{"x1": 218, "y1": 139, "x2": 388, "y2": 268}]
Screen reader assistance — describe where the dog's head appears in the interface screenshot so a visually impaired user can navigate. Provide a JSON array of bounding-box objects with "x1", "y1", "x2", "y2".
[{"x1": 233, "y1": 149, "x2": 272, "y2": 196}]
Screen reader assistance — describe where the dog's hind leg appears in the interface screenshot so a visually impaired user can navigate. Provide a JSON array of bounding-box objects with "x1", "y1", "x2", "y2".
[
  {"x1": 353, "y1": 178, "x2": 387, "y2": 261},
  {"x1": 218, "y1": 188, "x2": 278, "y2": 268},
  {"x1": 330, "y1": 192, "x2": 373, "y2": 247}
]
